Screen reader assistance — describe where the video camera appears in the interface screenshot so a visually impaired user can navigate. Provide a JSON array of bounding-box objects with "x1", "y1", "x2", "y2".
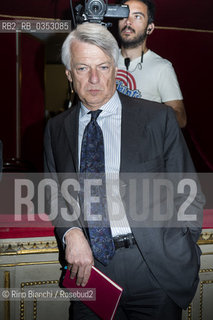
[{"x1": 75, "y1": 0, "x2": 129, "y2": 25}]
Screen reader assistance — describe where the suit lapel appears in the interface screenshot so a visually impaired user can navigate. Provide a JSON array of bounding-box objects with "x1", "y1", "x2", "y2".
[{"x1": 64, "y1": 102, "x2": 81, "y2": 172}]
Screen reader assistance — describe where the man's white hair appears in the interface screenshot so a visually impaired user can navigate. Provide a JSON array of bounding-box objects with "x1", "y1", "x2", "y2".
[{"x1": 61, "y1": 23, "x2": 119, "y2": 70}]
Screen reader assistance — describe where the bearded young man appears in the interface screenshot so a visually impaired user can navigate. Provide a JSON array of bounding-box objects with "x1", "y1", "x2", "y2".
[{"x1": 117, "y1": 0, "x2": 187, "y2": 128}]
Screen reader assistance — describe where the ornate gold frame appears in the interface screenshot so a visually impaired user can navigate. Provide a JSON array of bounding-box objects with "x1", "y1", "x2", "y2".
[{"x1": 0, "y1": 231, "x2": 212, "y2": 257}]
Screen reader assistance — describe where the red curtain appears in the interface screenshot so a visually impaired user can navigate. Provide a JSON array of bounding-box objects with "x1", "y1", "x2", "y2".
[
  {"x1": 148, "y1": 28, "x2": 213, "y2": 172},
  {"x1": 0, "y1": 32, "x2": 45, "y2": 171}
]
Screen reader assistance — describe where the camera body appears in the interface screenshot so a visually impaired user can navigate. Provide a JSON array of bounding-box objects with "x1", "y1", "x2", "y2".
[{"x1": 75, "y1": 0, "x2": 129, "y2": 24}]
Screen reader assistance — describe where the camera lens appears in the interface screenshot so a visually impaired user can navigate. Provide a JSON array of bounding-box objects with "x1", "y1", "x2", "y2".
[
  {"x1": 91, "y1": 4, "x2": 101, "y2": 14},
  {"x1": 86, "y1": 0, "x2": 106, "y2": 17}
]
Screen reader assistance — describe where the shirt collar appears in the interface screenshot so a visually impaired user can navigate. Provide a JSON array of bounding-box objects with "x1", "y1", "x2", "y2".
[{"x1": 80, "y1": 91, "x2": 120, "y2": 119}]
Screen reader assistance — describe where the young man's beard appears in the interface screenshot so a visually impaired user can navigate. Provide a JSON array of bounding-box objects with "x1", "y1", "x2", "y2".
[{"x1": 119, "y1": 30, "x2": 147, "y2": 49}]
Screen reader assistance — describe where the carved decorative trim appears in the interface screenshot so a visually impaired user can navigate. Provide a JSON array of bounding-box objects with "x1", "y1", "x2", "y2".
[
  {"x1": 199, "y1": 279, "x2": 213, "y2": 320},
  {"x1": 186, "y1": 269, "x2": 213, "y2": 320},
  {"x1": 4, "y1": 271, "x2": 10, "y2": 320},
  {"x1": 20, "y1": 280, "x2": 59, "y2": 320},
  {"x1": 0, "y1": 230, "x2": 212, "y2": 256},
  {"x1": 198, "y1": 231, "x2": 213, "y2": 245},
  {"x1": 0, "y1": 260, "x2": 59, "y2": 268},
  {"x1": 200, "y1": 268, "x2": 213, "y2": 273},
  {"x1": 187, "y1": 303, "x2": 192, "y2": 320},
  {"x1": 0, "y1": 240, "x2": 58, "y2": 256},
  {"x1": 199, "y1": 268, "x2": 213, "y2": 320},
  {"x1": 201, "y1": 252, "x2": 213, "y2": 256}
]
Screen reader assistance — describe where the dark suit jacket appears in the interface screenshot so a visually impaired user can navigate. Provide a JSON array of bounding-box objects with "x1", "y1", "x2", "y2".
[{"x1": 44, "y1": 92, "x2": 204, "y2": 309}]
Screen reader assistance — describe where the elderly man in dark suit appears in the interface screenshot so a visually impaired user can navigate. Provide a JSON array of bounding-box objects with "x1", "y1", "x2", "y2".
[{"x1": 44, "y1": 23, "x2": 204, "y2": 320}]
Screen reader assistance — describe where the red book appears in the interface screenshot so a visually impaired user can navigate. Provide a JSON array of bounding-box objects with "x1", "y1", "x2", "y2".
[{"x1": 62, "y1": 266, "x2": 123, "y2": 320}]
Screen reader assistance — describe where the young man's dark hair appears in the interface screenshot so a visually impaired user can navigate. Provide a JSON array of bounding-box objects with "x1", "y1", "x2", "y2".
[{"x1": 122, "y1": 0, "x2": 156, "y2": 24}]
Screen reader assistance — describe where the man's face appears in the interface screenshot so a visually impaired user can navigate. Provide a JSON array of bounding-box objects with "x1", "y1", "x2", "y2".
[
  {"x1": 66, "y1": 40, "x2": 117, "y2": 110},
  {"x1": 118, "y1": 0, "x2": 151, "y2": 48}
]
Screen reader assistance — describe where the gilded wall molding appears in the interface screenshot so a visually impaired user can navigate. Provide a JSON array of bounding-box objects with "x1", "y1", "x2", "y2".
[
  {"x1": 187, "y1": 304, "x2": 192, "y2": 320},
  {"x1": 198, "y1": 231, "x2": 213, "y2": 245},
  {"x1": 199, "y1": 279, "x2": 213, "y2": 320},
  {"x1": 0, "y1": 230, "x2": 212, "y2": 257},
  {"x1": 186, "y1": 268, "x2": 213, "y2": 320},
  {"x1": 4, "y1": 271, "x2": 10, "y2": 320},
  {"x1": 199, "y1": 268, "x2": 213, "y2": 320},
  {"x1": 200, "y1": 268, "x2": 213, "y2": 274},
  {"x1": 0, "y1": 240, "x2": 58, "y2": 256},
  {"x1": 20, "y1": 280, "x2": 59, "y2": 320},
  {"x1": 0, "y1": 260, "x2": 59, "y2": 268}
]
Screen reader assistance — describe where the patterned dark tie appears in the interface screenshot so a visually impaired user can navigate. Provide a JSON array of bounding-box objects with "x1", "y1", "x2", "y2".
[{"x1": 80, "y1": 110, "x2": 115, "y2": 266}]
